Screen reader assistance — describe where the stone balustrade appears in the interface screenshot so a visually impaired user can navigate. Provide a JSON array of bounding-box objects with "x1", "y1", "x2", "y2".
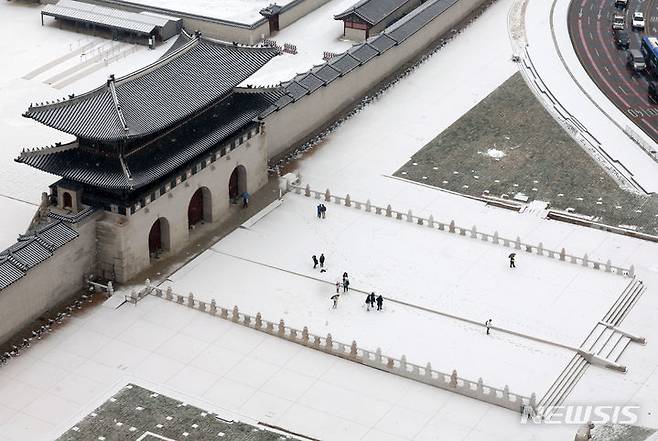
[
  {"x1": 294, "y1": 184, "x2": 634, "y2": 277},
  {"x1": 149, "y1": 284, "x2": 536, "y2": 414}
]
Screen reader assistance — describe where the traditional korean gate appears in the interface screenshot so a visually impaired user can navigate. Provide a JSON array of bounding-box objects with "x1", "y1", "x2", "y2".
[
  {"x1": 188, "y1": 188, "x2": 204, "y2": 228},
  {"x1": 148, "y1": 219, "x2": 162, "y2": 255}
]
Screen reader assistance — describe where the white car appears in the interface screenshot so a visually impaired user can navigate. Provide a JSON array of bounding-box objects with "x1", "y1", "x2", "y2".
[{"x1": 633, "y1": 12, "x2": 645, "y2": 30}]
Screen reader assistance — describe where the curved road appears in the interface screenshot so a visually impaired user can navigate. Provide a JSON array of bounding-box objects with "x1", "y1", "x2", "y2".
[{"x1": 568, "y1": 0, "x2": 658, "y2": 142}]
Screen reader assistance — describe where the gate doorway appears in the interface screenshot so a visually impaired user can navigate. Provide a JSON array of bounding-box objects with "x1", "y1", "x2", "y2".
[
  {"x1": 187, "y1": 187, "x2": 211, "y2": 229},
  {"x1": 228, "y1": 165, "x2": 247, "y2": 202},
  {"x1": 148, "y1": 217, "x2": 170, "y2": 258}
]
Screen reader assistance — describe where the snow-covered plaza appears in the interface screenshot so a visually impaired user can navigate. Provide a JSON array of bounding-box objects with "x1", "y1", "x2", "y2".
[{"x1": 2, "y1": 0, "x2": 658, "y2": 439}]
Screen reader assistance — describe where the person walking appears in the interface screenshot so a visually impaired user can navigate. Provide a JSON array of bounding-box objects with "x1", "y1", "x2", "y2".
[
  {"x1": 312, "y1": 255, "x2": 318, "y2": 269},
  {"x1": 320, "y1": 204, "x2": 327, "y2": 219},
  {"x1": 319, "y1": 253, "x2": 325, "y2": 268},
  {"x1": 508, "y1": 253, "x2": 516, "y2": 268},
  {"x1": 365, "y1": 293, "x2": 372, "y2": 311},
  {"x1": 343, "y1": 278, "x2": 350, "y2": 292},
  {"x1": 241, "y1": 191, "x2": 249, "y2": 208},
  {"x1": 485, "y1": 319, "x2": 492, "y2": 335},
  {"x1": 376, "y1": 294, "x2": 383, "y2": 311},
  {"x1": 317, "y1": 204, "x2": 321, "y2": 218},
  {"x1": 335, "y1": 281, "x2": 341, "y2": 293},
  {"x1": 331, "y1": 294, "x2": 339, "y2": 309},
  {"x1": 369, "y1": 292, "x2": 376, "y2": 309},
  {"x1": 342, "y1": 272, "x2": 348, "y2": 283}
]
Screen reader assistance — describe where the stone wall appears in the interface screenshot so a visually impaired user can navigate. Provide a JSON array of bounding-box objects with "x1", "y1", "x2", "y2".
[
  {"x1": 96, "y1": 131, "x2": 268, "y2": 282},
  {"x1": 0, "y1": 217, "x2": 97, "y2": 346},
  {"x1": 264, "y1": 0, "x2": 488, "y2": 159}
]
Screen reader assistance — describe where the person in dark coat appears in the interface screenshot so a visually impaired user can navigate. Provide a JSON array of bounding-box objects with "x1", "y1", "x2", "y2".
[
  {"x1": 509, "y1": 253, "x2": 516, "y2": 268},
  {"x1": 343, "y1": 278, "x2": 349, "y2": 292},
  {"x1": 321, "y1": 204, "x2": 326, "y2": 219},
  {"x1": 312, "y1": 255, "x2": 318, "y2": 269},
  {"x1": 242, "y1": 191, "x2": 249, "y2": 208},
  {"x1": 335, "y1": 281, "x2": 341, "y2": 293},
  {"x1": 366, "y1": 293, "x2": 372, "y2": 311},
  {"x1": 331, "y1": 294, "x2": 339, "y2": 309},
  {"x1": 369, "y1": 293, "x2": 376, "y2": 308},
  {"x1": 376, "y1": 294, "x2": 383, "y2": 311},
  {"x1": 342, "y1": 272, "x2": 348, "y2": 282},
  {"x1": 317, "y1": 204, "x2": 322, "y2": 218},
  {"x1": 319, "y1": 253, "x2": 325, "y2": 268},
  {"x1": 485, "y1": 319, "x2": 492, "y2": 335}
]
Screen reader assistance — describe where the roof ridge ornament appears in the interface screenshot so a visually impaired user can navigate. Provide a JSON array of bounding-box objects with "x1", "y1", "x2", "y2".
[{"x1": 107, "y1": 74, "x2": 129, "y2": 133}]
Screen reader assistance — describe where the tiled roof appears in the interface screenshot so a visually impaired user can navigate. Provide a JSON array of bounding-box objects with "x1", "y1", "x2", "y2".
[
  {"x1": 23, "y1": 35, "x2": 279, "y2": 141},
  {"x1": 334, "y1": 0, "x2": 412, "y2": 26},
  {"x1": 0, "y1": 222, "x2": 79, "y2": 291},
  {"x1": 17, "y1": 89, "x2": 284, "y2": 191}
]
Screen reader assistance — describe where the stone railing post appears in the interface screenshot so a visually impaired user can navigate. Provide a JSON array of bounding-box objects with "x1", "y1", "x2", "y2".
[
  {"x1": 220, "y1": 307, "x2": 228, "y2": 319},
  {"x1": 537, "y1": 242, "x2": 543, "y2": 256},
  {"x1": 324, "y1": 189, "x2": 331, "y2": 202},
  {"x1": 210, "y1": 299, "x2": 217, "y2": 314},
  {"x1": 428, "y1": 215, "x2": 434, "y2": 228},
  {"x1": 107, "y1": 281, "x2": 114, "y2": 296},
  {"x1": 559, "y1": 248, "x2": 566, "y2": 261},
  {"x1": 407, "y1": 210, "x2": 413, "y2": 222},
  {"x1": 232, "y1": 306, "x2": 239, "y2": 322},
  {"x1": 629, "y1": 265, "x2": 635, "y2": 277},
  {"x1": 477, "y1": 377, "x2": 484, "y2": 394},
  {"x1": 302, "y1": 326, "x2": 309, "y2": 344},
  {"x1": 255, "y1": 312, "x2": 263, "y2": 329},
  {"x1": 187, "y1": 293, "x2": 195, "y2": 307},
  {"x1": 325, "y1": 333, "x2": 333, "y2": 351},
  {"x1": 514, "y1": 237, "x2": 521, "y2": 250},
  {"x1": 304, "y1": 184, "x2": 311, "y2": 197},
  {"x1": 278, "y1": 319, "x2": 285, "y2": 336},
  {"x1": 493, "y1": 231, "x2": 499, "y2": 244},
  {"x1": 375, "y1": 347, "x2": 382, "y2": 364},
  {"x1": 605, "y1": 260, "x2": 612, "y2": 273},
  {"x1": 449, "y1": 220, "x2": 455, "y2": 233},
  {"x1": 365, "y1": 199, "x2": 372, "y2": 212},
  {"x1": 582, "y1": 253, "x2": 589, "y2": 267},
  {"x1": 166, "y1": 287, "x2": 173, "y2": 300},
  {"x1": 400, "y1": 354, "x2": 407, "y2": 372},
  {"x1": 350, "y1": 340, "x2": 358, "y2": 358},
  {"x1": 425, "y1": 362, "x2": 432, "y2": 378},
  {"x1": 386, "y1": 205, "x2": 392, "y2": 217},
  {"x1": 345, "y1": 194, "x2": 351, "y2": 207},
  {"x1": 470, "y1": 225, "x2": 477, "y2": 238},
  {"x1": 450, "y1": 370, "x2": 458, "y2": 388}
]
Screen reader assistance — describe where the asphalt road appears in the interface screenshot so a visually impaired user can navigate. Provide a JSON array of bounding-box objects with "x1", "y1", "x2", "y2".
[{"x1": 568, "y1": 0, "x2": 658, "y2": 142}]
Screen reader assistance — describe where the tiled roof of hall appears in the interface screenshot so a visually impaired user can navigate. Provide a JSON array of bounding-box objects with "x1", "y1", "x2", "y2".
[
  {"x1": 23, "y1": 32, "x2": 280, "y2": 142},
  {"x1": 334, "y1": 0, "x2": 411, "y2": 26}
]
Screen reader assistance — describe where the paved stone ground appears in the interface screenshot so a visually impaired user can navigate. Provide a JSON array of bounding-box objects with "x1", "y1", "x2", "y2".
[
  {"x1": 56, "y1": 384, "x2": 295, "y2": 441},
  {"x1": 394, "y1": 73, "x2": 658, "y2": 234}
]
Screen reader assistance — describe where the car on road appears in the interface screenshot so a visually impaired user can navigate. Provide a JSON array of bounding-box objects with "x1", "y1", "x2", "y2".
[
  {"x1": 614, "y1": 29, "x2": 630, "y2": 48},
  {"x1": 633, "y1": 11, "x2": 645, "y2": 30},
  {"x1": 613, "y1": 14, "x2": 625, "y2": 30},
  {"x1": 649, "y1": 81, "x2": 658, "y2": 102},
  {"x1": 615, "y1": 0, "x2": 628, "y2": 8},
  {"x1": 627, "y1": 49, "x2": 647, "y2": 71}
]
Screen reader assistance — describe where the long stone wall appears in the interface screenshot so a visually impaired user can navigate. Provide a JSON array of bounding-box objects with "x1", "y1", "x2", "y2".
[
  {"x1": 0, "y1": 217, "x2": 97, "y2": 346},
  {"x1": 263, "y1": 0, "x2": 489, "y2": 159}
]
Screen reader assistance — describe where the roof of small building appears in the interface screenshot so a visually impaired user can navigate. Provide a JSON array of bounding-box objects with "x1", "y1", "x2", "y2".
[
  {"x1": 23, "y1": 33, "x2": 280, "y2": 141},
  {"x1": 0, "y1": 222, "x2": 79, "y2": 291},
  {"x1": 334, "y1": 0, "x2": 412, "y2": 26},
  {"x1": 42, "y1": 0, "x2": 180, "y2": 35},
  {"x1": 17, "y1": 89, "x2": 284, "y2": 192}
]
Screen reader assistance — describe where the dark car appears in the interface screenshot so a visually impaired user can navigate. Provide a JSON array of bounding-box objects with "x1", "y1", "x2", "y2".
[
  {"x1": 649, "y1": 81, "x2": 658, "y2": 103},
  {"x1": 614, "y1": 30, "x2": 630, "y2": 48},
  {"x1": 627, "y1": 49, "x2": 646, "y2": 71},
  {"x1": 615, "y1": 0, "x2": 628, "y2": 8}
]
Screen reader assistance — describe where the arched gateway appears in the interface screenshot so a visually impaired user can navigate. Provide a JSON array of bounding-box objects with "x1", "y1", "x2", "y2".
[
  {"x1": 188, "y1": 187, "x2": 211, "y2": 228},
  {"x1": 228, "y1": 165, "x2": 247, "y2": 202},
  {"x1": 148, "y1": 218, "x2": 170, "y2": 257}
]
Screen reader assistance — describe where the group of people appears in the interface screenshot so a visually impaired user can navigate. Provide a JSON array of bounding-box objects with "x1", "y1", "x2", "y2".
[
  {"x1": 312, "y1": 254, "x2": 326, "y2": 272},
  {"x1": 316, "y1": 204, "x2": 327, "y2": 219},
  {"x1": 365, "y1": 292, "x2": 384, "y2": 311}
]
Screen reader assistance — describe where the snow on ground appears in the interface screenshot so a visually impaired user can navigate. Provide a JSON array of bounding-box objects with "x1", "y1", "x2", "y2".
[
  {"x1": 244, "y1": 0, "x2": 356, "y2": 85},
  {"x1": 167, "y1": 191, "x2": 629, "y2": 397},
  {"x1": 522, "y1": 0, "x2": 658, "y2": 192},
  {"x1": 0, "y1": 293, "x2": 577, "y2": 441},
  {"x1": 127, "y1": 0, "x2": 294, "y2": 24}
]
